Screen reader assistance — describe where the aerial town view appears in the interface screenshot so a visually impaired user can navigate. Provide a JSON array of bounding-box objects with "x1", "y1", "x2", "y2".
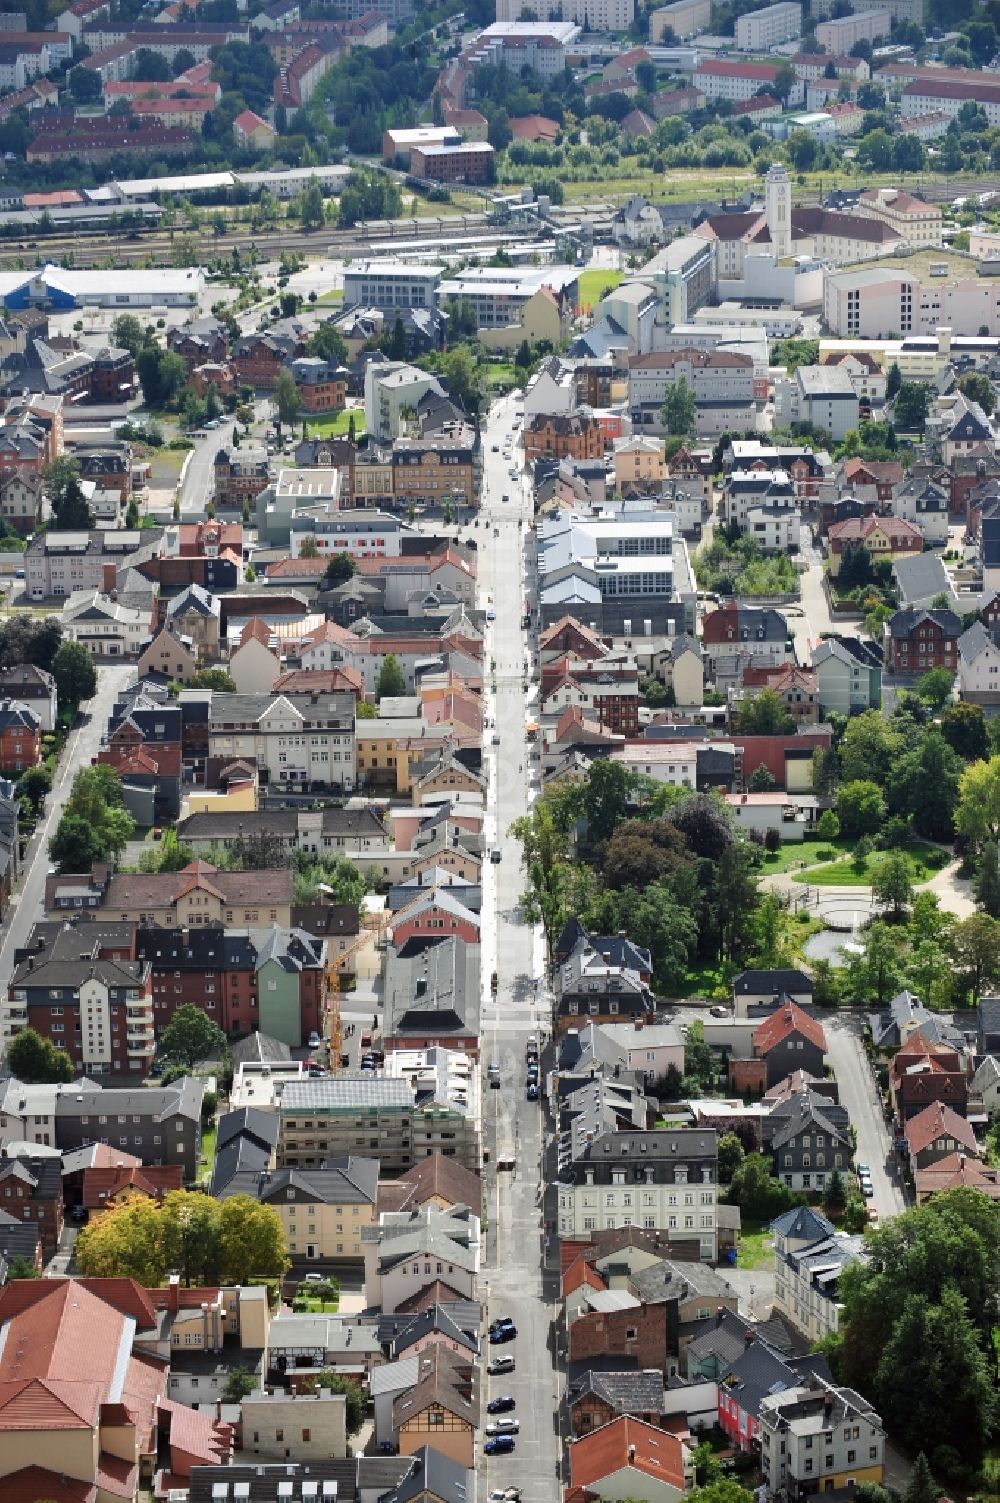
[{"x1": 7, "y1": 0, "x2": 1000, "y2": 1500}]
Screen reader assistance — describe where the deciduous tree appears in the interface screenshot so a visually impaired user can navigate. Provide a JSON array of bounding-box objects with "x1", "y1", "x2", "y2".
[
  {"x1": 51, "y1": 641, "x2": 97, "y2": 707},
  {"x1": 159, "y1": 1005, "x2": 227, "y2": 1070},
  {"x1": 7, "y1": 1027, "x2": 73, "y2": 1084}
]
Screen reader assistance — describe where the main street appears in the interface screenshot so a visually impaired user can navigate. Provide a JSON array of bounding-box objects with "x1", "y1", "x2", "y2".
[
  {"x1": 0, "y1": 664, "x2": 135, "y2": 1011},
  {"x1": 477, "y1": 392, "x2": 561, "y2": 1502}
]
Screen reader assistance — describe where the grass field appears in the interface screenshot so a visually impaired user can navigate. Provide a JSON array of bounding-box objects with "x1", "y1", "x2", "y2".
[
  {"x1": 293, "y1": 1293, "x2": 340, "y2": 1313},
  {"x1": 148, "y1": 448, "x2": 187, "y2": 484},
  {"x1": 761, "y1": 837, "x2": 853, "y2": 875},
  {"x1": 197, "y1": 1124, "x2": 216, "y2": 1182},
  {"x1": 317, "y1": 288, "x2": 343, "y2": 303},
  {"x1": 790, "y1": 840, "x2": 943, "y2": 888},
  {"x1": 736, "y1": 1220, "x2": 774, "y2": 1271},
  {"x1": 679, "y1": 958, "x2": 734, "y2": 1000},
  {"x1": 577, "y1": 267, "x2": 624, "y2": 312},
  {"x1": 308, "y1": 410, "x2": 365, "y2": 438}
]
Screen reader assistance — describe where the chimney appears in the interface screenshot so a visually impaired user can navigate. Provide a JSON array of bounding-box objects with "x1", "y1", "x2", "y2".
[
  {"x1": 628, "y1": 1445, "x2": 636, "y2": 1464},
  {"x1": 634, "y1": 1018, "x2": 643, "y2": 1032},
  {"x1": 823, "y1": 1392, "x2": 833, "y2": 1416},
  {"x1": 716, "y1": 1306, "x2": 725, "y2": 1327}
]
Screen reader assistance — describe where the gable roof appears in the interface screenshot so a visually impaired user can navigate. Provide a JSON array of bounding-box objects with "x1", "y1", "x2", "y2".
[
  {"x1": 754, "y1": 1002, "x2": 827, "y2": 1056},
  {"x1": 570, "y1": 1415, "x2": 688, "y2": 1492},
  {"x1": 906, "y1": 1100, "x2": 977, "y2": 1156}
]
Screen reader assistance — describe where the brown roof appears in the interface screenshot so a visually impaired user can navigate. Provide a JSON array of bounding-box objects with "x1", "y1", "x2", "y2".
[
  {"x1": 916, "y1": 1151, "x2": 1000, "y2": 1199},
  {"x1": 273, "y1": 666, "x2": 365, "y2": 696},
  {"x1": 396, "y1": 1279, "x2": 470, "y2": 1314},
  {"x1": 571, "y1": 1415, "x2": 688, "y2": 1492},
  {"x1": 391, "y1": 1342, "x2": 480, "y2": 1430},
  {"x1": 393, "y1": 1153, "x2": 482, "y2": 1212},
  {"x1": 82, "y1": 1164, "x2": 183, "y2": 1210},
  {"x1": 754, "y1": 1001, "x2": 827, "y2": 1056},
  {"x1": 0, "y1": 1280, "x2": 135, "y2": 1431},
  {"x1": 1, "y1": 1467, "x2": 95, "y2": 1503},
  {"x1": 102, "y1": 861, "x2": 292, "y2": 912},
  {"x1": 509, "y1": 113, "x2": 560, "y2": 141},
  {"x1": 906, "y1": 1101, "x2": 977, "y2": 1156}
]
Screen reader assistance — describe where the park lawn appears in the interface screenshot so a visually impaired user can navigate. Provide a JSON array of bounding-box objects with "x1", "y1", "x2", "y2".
[
  {"x1": 736, "y1": 1220, "x2": 774, "y2": 1271},
  {"x1": 761, "y1": 836, "x2": 854, "y2": 875},
  {"x1": 317, "y1": 288, "x2": 343, "y2": 303},
  {"x1": 577, "y1": 267, "x2": 624, "y2": 312},
  {"x1": 487, "y1": 361, "x2": 518, "y2": 389},
  {"x1": 308, "y1": 410, "x2": 365, "y2": 439},
  {"x1": 790, "y1": 840, "x2": 943, "y2": 888}
]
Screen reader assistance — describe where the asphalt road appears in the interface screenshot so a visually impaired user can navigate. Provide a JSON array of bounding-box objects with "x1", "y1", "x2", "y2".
[
  {"x1": 0, "y1": 663, "x2": 136, "y2": 1044},
  {"x1": 825, "y1": 1014, "x2": 905, "y2": 1222},
  {"x1": 476, "y1": 392, "x2": 560, "y2": 1502}
]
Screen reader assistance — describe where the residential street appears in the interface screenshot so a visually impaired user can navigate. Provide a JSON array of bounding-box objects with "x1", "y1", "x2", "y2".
[
  {"x1": 477, "y1": 392, "x2": 560, "y2": 1501},
  {"x1": 825, "y1": 1015, "x2": 905, "y2": 1222},
  {"x1": 0, "y1": 664, "x2": 135, "y2": 1019}
]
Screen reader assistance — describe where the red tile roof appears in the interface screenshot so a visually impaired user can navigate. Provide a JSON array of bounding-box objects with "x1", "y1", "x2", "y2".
[
  {"x1": 695, "y1": 58, "x2": 783, "y2": 79},
  {"x1": 73, "y1": 1278, "x2": 159, "y2": 1329},
  {"x1": 1, "y1": 1467, "x2": 95, "y2": 1503},
  {"x1": 754, "y1": 1001, "x2": 827, "y2": 1056},
  {"x1": 82, "y1": 1163, "x2": 184, "y2": 1210},
  {"x1": 159, "y1": 1396, "x2": 233, "y2": 1472},
  {"x1": 94, "y1": 1450, "x2": 139, "y2": 1498},
  {"x1": 906, "y1": 1101, "x2": 977, "y2": 1157},
  {"x1": 571, "y1": 1416, "x2": 688, "y2": 1492},
  {"x1": 562, "y1": 1255, "x2": 607, "y2": 1298},
  {"x1": 0, "y1": 1280, "x2": 134, "y2": 1430},
  {"x1": 828, "y1": 514, "x2": 922, "y2": 546},
  {"x1": 916, "y1": 1151, "x2": 1000, "y2": 1199}
]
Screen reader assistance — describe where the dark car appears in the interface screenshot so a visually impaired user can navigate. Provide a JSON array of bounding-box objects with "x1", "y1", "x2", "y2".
[
  {"x1": 484, "y1": 1436, "x2": 516, "y2": 1454},
  {"x1": 487, "y1": 1396, "x2": 516, "y2": 1414},
  {"x1": 489, "y1": 1325, "x2": 517, "y2": 1344},
  {"x1": 490, "y1": 1316, "x2": 515, "y2": 1331},
  {"x1": 526, "y1": 1083, "x2": 538, "y2": 1101}
]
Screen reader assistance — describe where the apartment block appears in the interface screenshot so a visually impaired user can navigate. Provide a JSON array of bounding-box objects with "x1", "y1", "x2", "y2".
[
  {"x1": 278, "y1": 1074, "x2": 480, "y2": 1172},
  {"x1": 650, "y1": 0, "x2": 710, "y2": 40},
  {"x1": 207, "y1": 690, "x2": 357, "y2": 793},
  {"x1": 409, "y1": 142, "x2": 495, "y2": 183},
  {"x1": 815, "y1": 8, "x2": 890, "y2": 48},
  {"x1": 496, "y1": 0, "x2": 634, "y2": 24},
  {"x1": 735, "y1": 1, "x2": 801, "y2": 50},
  {"x1": 556, "y1": 1128, "x2": 719, "y2": 1260},
  {"x1": 24, "y1": 527, "x2": 160, "y2": 601},
  {"x1": 7, "y1": 920, "x2": 155, "y2": 1075},
  {"x1": 381, "y1": 128, "x2": 460, "y2": 166}
]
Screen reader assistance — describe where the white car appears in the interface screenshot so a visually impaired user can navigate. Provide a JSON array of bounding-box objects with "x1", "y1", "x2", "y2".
[{"x1": 485, "y1": 1419, "x2": 520, "y2": 1436}]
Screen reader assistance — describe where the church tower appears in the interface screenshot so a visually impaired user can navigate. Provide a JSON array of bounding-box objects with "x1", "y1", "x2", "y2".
[{"x1": 765, "y1": 162, "x2": 792, "y2": 260}]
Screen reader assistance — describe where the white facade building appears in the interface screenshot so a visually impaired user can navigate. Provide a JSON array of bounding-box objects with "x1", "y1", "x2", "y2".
[
  {"x1": 735, "y1": 1, "x2": 801, "y2": 51},
  {"x1": 342, "y1": 261, "x2": 441, "y2": 312}
]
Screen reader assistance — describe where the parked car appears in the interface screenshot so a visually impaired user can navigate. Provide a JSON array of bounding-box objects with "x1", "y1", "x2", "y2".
[
  {"x1": 485, "y1": 1419, "x2": 520, "y2": 1436},
  {"x1": 489, "y1": 1324, "x2": 516, "y2": 1344},
  {"x1": 307, "y1": 1031, "x2": 321, "y2": 1048},
  {"x1": 527, "y1": 1082, "x2": 538, "y2": 1101},
  {"x1": 487, "y1": 1396, "x2": 516, "y2": 1414},
  {"x1": 484, "y1": 1436, "x2": 516, "y2": 1455},
  {"x1": 487, "y1": 1355, "x2": 515, "y2": 1375}
]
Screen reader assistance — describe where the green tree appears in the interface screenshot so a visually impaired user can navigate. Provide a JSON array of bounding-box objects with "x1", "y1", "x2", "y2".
[
  {"x1": 686, "y1": 1483, "x2": 754, "y2": 1503},
  {"x1": 914, "y1": 667, "x2": 955, "y2": 712},
  {"x1": 840, "y1": 710, "x2": 904, "y2": 785},
  {"x1": 298, "y1": 535, "x2": 320, "y2": 560},
  {"x1": 70, "y1": 64, "x2": 102, "y2": 104},
  {"x1": 441, "y1": 345, "x2": 482, "y2": 414},
  {"x1": 893, "y1": 380, "x2": 931, "y2": 430},
  {"x1": 375, "y1": 653, "x2": 405, "y2": 700},
  {"x1": 7, "y1": 1027, "x2": 74, "y2": 1084},
  {"x1": 735, "y1": 687, "x2": 794, "y2": 735},
  {"x1": 222, "y1": 1368, "x2": 258, "y2": 1403},
  {"x1": 111, "y1": 315, "x2": 148, "y2": 360},
  {"x1": 309, "y1": 323, "x2": 349, "y2": 366},
  {"x1": 274, "y1": 368, "x2": 300, "y2": 429},
  {"x1": 18, "y1": 764, "x2": 51, "y2": 811},
  {"x1": 299, "y1": 179, "x2": 326, "y2": 229},
  {"x1": 683, "y1": 1019, "x2": 716, "y2": 1093},
  {"x1": 953, "y1": 912, "x2": 1000, "y2": 996},
  {"x1": 323, "y1": 552, "x2": 357, "y2": 585},
  {"x1": 837, "y1": 780, "x2": 887, "y2": 838},
  {"x1": 6, "y1": 1254, "x2": 39, "y2": 1279},
  {"x1": 941, "y1": 701, "x2": 988, "y2": 761},
  {"x1": 887, "y1": 730, "x2": 961, "y2": 842},
  {"x1": 304, "y1": 1371, "x2": 365, "y2": 1434},
  {"x1": 717, "y1": 1131, "x2": 745, "y2": 1184},
  {"x1": 45, "y1": 457, "x2": 94, "y2": 531},
  {"x1": 975, "y1": 840, "x2": 1000, "y2": 917},
  {"x1": 189, "y1": 668, "x2": 237, "y2": 692},
  {"x1": 956, "y1": 755, "x2": 1000, "y2": 851},
  {"x1": 159, "y1": 1004, "x2": 227, "y2": 1069},
  {"x1": 748, "y1": 763, "x2": 776, "y2": 792},
  {"x1": 725, "y1": 1153, "x2": 793, "y2": 1221},
  {"x1": 903, "y1": 1454, "x2": 938, "y2": 1503},
  {"x1": 661, "y1": 376, "x2": 696, "y2": 437},
  {"x1": 887, "y1": 360, "x2": 902, "y2": 398},
  {"x1": 76, "y1": 1196, "x2": 169, "y2": 1285},
  {"x1": 958, "y1": 370, "x2": 996, "y2": 417},
  {"x1": 136, "y1": 346, "x2": 187, "y2": 408},
  {"x1": 583, "y1": 759, "x2": 635, "y2": 845},
  {"x1": 511, "y1": 800, "x2": 575, "y2": 966},
  {"x1": 218, "y1": 1193, "x2": 289, "y2": 1284},
  {"x1": 162, "y1": 1189, "x2": 223, "y2": 1286},
  {"x1": 50, "y1": 641, "x2": 97, "y2": 707},
  {"x1": 817, "y1": 809, "x2": 840, "y2": 841},
  {"x1": 824, "y1": 1167, "x2": 846, "y2": 1212}
]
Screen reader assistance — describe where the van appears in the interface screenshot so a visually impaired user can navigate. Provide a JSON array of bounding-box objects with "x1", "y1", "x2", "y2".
[{"x1": 497, "y1": 1156, "x2": 515, "y2": 1171}]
